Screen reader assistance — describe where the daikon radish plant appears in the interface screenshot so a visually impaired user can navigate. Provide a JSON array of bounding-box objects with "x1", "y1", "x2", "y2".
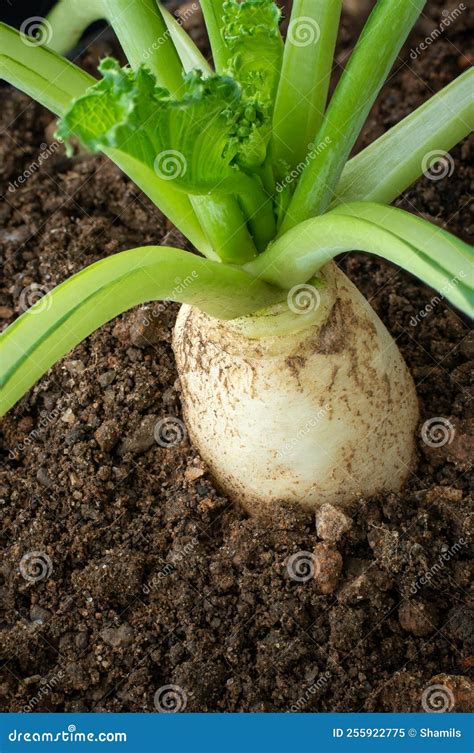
[{"x1": 0, "y1": 1, "x2": 473, "y2": 514}]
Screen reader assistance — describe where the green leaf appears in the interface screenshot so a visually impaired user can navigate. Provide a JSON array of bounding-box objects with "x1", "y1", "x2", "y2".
[
  {"x1": 58, "y1": 59, "x2": 276, "y2": 259},
  {"x1": 47, "y1": 0, "x2": 185, "y2": 95},
  {"x1": 282, "y1": 0, "x2": 427, "y2": 230},
  {"x1": 222, "y1": 0, "x2": 282, "y2": 102},
  {"x1": 101, "y1": 0, "x2": 184, "y2": 94},
  {"x1": 200, "y1": 0, "x2": 230, "y2": 72},
  {"x1": 330, "y1": 203, "x2": 474, "y2": 284},
  {"x1": 273, "y1": 0, "x2": 342, "y2": 175},
  {"x1": 247, "y1": 203, "x2": 473, "y2": 316},
  {"x1": 222, "y1": 0, "x2": 283, "y2": 169},
  {"x1": 334, "y1": 68, "x2": 474, "y2": 206},
  {"x1": 0, "y1": 21, "x2": 95, "y2": 116},
  {"x1": 45, "y1": 0, "x2": 104, "y2": 55},
  {"x1": 158, "y1": 2, "x2": 213, "y2": 76},
  {"x1": 58, "y1": 60, "x2": 266, "y2": 198},
  {"x1": 0, "y1": 246, "x2": 283, "y2": 417}
]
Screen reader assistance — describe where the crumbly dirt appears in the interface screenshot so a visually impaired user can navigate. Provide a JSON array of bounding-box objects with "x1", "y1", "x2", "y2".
[{"x1": 0, "y1": 1, "x2": 472, "y2": 713}]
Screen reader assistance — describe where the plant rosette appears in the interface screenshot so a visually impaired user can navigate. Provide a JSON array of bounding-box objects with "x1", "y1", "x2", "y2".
[{"x1": 0, "y1": 0, "x2": 472, "y2": 513}]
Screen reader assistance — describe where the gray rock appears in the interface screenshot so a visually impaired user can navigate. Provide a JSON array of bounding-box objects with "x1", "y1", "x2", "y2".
[
  {"x1": 101, "y1": 623, "x2": 134, "y2": 648},
  {"x1": 30, "y1": 605, "x2": 51, "y2": 624},
  {"x1": 98, "y1": 370, "x2": 116, "y2": 388},
  {"x1": 94, "y1": 420, "x2": 120, "y2": 452},
  {"x1": 119, "y1": 415, "x2": 157, "y2": 456},
  {"x1": 316, "y1": 503, "x2": 352, "y2": 543}
]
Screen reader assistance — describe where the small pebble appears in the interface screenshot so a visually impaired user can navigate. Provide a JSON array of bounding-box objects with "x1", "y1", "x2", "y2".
[
  {"x1": 98, "y1": 370, "x2": 116, "y2": 388},
  {"x1": 101, "y1": 623, "x2": 134, "y2": 648},
  {"x1": 36, "y1": 467, "x2": 53, "y2": 488},
  {"x1": 94, "y1": 420, "x2": 120, "y2": 452},
  {"x1": 23, "y1": 675, "x2": 42, "y2": 686},
  {"x1": 0, "y1": 306, "x2": 13, "y2": 319},
  {"x1": 129, "y1": 311, "x2": 167, "y2": 348},
  {"x1": 17, "y1": 416, "x2": 34, "y2": 433},
  {"x1": 316, "y1": 503, "x2": 352, "y2": 543},
  {"x1": 314, "y1": 543, "x2": 343, "y2": 594},
  {"x1": 64, "y1": 359, "x2": 85, "y2": 374},
  {"x1": 185, "y1": 466, "x2": 205, "y2": 482},
  {"x1": 119, "y1": 415, "x2": 157, "y2": 456},
  {"x1": 75, "y1": 632, "x2": 88, "y2": 650},
  {"x1": 399, "y1": 600, "x2": 439, "y2": 636},
  {"x1": 30, "y1": 605, "x2": 51, "y2": 624},
  {"x1": 61, "y1": 408, "x2": 76, "y2": 425}
]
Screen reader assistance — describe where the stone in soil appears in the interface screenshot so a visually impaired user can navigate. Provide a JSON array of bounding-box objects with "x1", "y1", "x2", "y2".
[
  {"x1": 398, "y1": 600, "x2": 439, "y2": 637},
  {"x1": 313, "y1": 543, "x2": 343, "y2": 594},
  {"x1": 316, "y1": 503, "x2": 352, "y2": 543}
]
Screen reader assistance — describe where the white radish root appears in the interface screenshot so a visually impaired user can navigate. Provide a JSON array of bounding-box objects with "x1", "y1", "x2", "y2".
[{"x1": 173, "y1": 262, "x2": 419, "y2": 515}]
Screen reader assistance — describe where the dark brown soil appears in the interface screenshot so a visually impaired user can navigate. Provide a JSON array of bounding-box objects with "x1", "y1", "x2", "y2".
[{"x1": 0, "y1": 1, "x2": 472, "y2": 714}]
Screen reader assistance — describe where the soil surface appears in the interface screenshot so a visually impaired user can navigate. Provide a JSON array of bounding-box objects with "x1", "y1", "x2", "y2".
[{"x1": 0, "y1": 1, "x2": 472, "y2": 713}]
